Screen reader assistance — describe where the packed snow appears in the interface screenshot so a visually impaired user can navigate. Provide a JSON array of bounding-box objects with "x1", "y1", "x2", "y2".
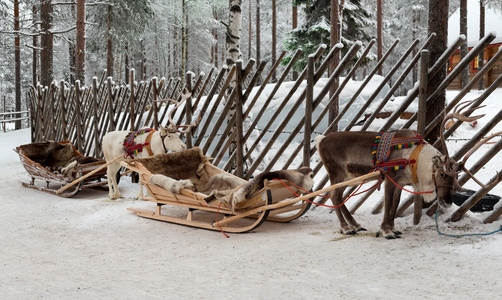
[{"x1": 1, "y1": 86, "x2": 502, "y2": 299}]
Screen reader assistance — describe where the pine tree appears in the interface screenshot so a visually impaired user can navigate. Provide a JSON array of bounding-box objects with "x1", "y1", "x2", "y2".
[{"x1": 283, "y1": 0, "x2": 374, "y2": 71}]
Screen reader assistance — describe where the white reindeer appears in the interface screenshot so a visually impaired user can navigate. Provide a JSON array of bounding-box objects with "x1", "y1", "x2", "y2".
[
  {"x1": 102, "y1": 125, "x2": 187, "y2": 199},
  {"x1": 102, "y1": 89, "x2": 199, "y2": 200}
]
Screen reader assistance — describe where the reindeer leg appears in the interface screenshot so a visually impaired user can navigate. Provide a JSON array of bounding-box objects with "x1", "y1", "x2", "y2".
[
  {"x1": 340, "y1": 205, "x2": 366, "y2": 233},
  {"x1": 107, "y1": 162, "x2": 123, "y2": 200},
  {"x1": 331, "y1": 189, "x2": 361, "y2": 235},
  {"x1": 389, "y1": 186, "x2": 403, "y2": 237},
  {"x1": 137, "y1": 182, "x2": 146, "y2": 200},
  {"x1": 377, "y1": 180, "x2": 399, "y2": 239}
]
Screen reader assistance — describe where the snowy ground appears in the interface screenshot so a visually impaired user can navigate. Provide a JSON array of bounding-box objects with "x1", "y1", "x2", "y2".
[{"x1": 2, "y1": 88, "x2": 502, "y2": 299}]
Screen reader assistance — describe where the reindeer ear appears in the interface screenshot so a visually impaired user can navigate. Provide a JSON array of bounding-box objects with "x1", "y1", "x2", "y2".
[
  {"x1": 160, "y1": 125, "x2": 167, "y2": 136},
  {"x1": 432, "y1": 156, "x2": 445, "y2": 168}
]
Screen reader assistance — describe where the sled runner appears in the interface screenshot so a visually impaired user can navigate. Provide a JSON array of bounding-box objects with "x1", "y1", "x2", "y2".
[
  {"x1": 15, "y1": 141, "x2": 109, "y2": 197},
  {"x1": 123, "y1": 147, "x2": 380, "y2": 233}
]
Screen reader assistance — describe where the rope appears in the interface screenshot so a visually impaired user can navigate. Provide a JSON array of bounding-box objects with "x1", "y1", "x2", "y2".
[
  {"x1": 378, "y1": 168, "x2": 434, "y2": 195},
  {"x1": 272, "y1": 178, "x2": 379, "y2": 209},
  {"x1": 434, "y1": 209, "x2": 502, "y2": 237},
  {"x1": 215, "y1": 202, "x2": 230, "y2": 238}
]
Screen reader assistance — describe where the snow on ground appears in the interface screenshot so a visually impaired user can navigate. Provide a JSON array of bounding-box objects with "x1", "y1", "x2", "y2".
[{"x1": 1, "y1": 87, "x2": 502, "y2": 299}]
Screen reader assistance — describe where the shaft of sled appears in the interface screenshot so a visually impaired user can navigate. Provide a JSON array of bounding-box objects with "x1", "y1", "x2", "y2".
[
  {"x1": 214, "y1": 171, "x2": 380, "y2": 227},
  {"x1": 56, "y1": 155, "x2": 122, "y2": 194}
]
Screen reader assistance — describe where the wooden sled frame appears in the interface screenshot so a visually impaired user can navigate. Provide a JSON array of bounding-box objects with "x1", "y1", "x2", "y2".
[
  {"x1": 15, "y1": 141, "x2": 109, "y2": 197},
  {"x1": 122, "y1": 153, "x2": 380, "y2": 234}
]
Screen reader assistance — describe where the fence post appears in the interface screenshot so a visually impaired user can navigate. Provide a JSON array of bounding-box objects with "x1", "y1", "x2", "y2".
[
  {"x1": 412, "y1": 49, "x2": 429, "y2": 225},
  {"x1": 152, "y1": 77, "x2": 159, "y2": 129},
  {"x1": 107, "y1": 77, "x2": 115, "y2": 131},
  {"x1": 304, "y1": 55, "x2": 314, "y2": 167},
  {"x1": 92, "y1": 78, "x2": 100, "y2": 157},
  {"x1": 59, "y1": 81, "x2": 67, "y2": 141},
  {"x1": 185, "y1": 72, "x2": 193, "y2": 149},
  {"x1": 235, "y1": 61, "x2": 244, "y2": 177},
  {"x1": 75, "y1": 81, "x2": 84, "y2": 154},
  {"x1": 130, "y1": 69, "x2": 136, "y2": 131}
]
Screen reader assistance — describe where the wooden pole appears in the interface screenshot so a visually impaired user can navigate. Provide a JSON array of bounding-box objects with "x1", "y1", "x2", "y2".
[
  {"x1": 130, "y1": 69, "x2": 136, "y2": 131},
  {"x1": 152, "y1": 77, "x2": 159, "y2": 129},
  {"x1": 107, "y1": 77, "x2": 115, "y2": 131},
  {"x1": 413, "y1": 49, "x2": 429, "y2": 225},
  {"x1": 56, "y1": 155, "x2": 122, "y2": 194},
  {"x1": 304, "y1": 55, "x2": 314, "y2": 167},
  {"x1": 75, "y1": 81, "x2": 83, "y2": 154},
  {"x1": 92, "y1": 78, "x2": 100, "y2": 157},
  {"x1": 235, "y1": 61, "x2": 244, "y2": 177},
  {"x1": 185, "y1": 72, "x2": 193, "y2": 149}
]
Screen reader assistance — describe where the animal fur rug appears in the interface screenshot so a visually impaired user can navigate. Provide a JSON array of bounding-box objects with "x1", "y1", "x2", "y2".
[
  {"x1": 18, "y1": 141, "x2": 100, "y2": 179},
  {"x1": 135, "y1": 148, "x2": 314, "y2": 210}
]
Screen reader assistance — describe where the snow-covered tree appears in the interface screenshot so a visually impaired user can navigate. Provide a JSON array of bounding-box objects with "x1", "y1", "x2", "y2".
[{"x1": 283, "y1": 0, "x2": 374, "y2": 71}]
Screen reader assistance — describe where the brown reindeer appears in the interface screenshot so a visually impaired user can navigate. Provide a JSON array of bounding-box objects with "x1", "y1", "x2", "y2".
[{"x1": 316, "y1": 101, "x2": 500, "y2": 239}]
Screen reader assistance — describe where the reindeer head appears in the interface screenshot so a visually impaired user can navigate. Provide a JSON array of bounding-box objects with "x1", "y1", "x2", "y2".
[
  {"x1": 158, "y1": 125, "x2": 187, "y2": 152},
  {"x1": 433, "y1": 100, "x2": 500, "y2": 207}
]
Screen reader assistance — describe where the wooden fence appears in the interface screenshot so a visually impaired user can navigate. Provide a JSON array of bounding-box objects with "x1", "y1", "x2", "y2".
[{"x1": 27, "y1": 34, "x2": 502, "y2": 224}]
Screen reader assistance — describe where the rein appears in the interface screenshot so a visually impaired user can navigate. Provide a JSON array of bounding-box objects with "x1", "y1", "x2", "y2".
[
  {"x1": 160, "y1": 132, "x2": 169, "y2": 153},
  {"x1": 434, "y1": 209, "x2": 502, "y2": 237}
]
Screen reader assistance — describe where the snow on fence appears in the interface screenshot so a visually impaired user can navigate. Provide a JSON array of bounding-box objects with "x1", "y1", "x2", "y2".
[{"x1": 26, "y1": 35, "x2": 502, "y2": 224}]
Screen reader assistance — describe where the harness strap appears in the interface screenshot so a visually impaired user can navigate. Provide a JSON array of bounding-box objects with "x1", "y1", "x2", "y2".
[
  {"x1": 144, "y1": 130, "x2": 156, "y2": 156},
  {"x1": 123, "y1": 128, "x2": 155, "y2": 159},
  {"x1": 409, "y1": 143, "x2": 425, "y2": 184}
]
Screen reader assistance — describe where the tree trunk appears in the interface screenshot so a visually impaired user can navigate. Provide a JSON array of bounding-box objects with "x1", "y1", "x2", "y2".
[
  {"x1": 182, "y1": 0, "x2": 188, "y2": 84},
  {"x1": 426, "y1": 0, "x2": 449, "y2": 145},
  {"x1": 14, "y1": 0, "x2": 21, "y2": 129},
  {"x1": 107, "y1": 4, "x2": 113, "y2": 78},
  {"x1": 75, "y1": 0, "x2": 86, "y2": 83},
  {"x1": 212, "y1": 7, "x2": 219, "y2": 68},
  {"x1": 125, "y1": 43, "x2": 129, "y2": 85},
  {"x1": 272, "y1": 0, "x2": 277, "y2": 82},
  {"x1": 226, "y1": 0, "x2": 243, "y2": 170},
  {"x1": 248, "y1": 0, "x2": 252, "y2": 60},
  {"x1": 69, "y1": 4, "x2": 76, "y2": 84},
  {"x1": 40, "y1": 0, "x2": 53, "y2": 87},
  {"x1": 256, "y1": 0, "x2": 260, "y2": 63},
  {"x1": 329, "y1": 0, "x2": 342, "y2": 127},
  {"x1": 377, "y1": 0, "x2": 383, "y2": 75},
  {"x1": 292, "y1": 3, "x2": 298, "y2": 80},
  {"x1": 32, "y1": 5, "x2": 38, "y2": 86},
  {"x1": 412, "y1": 7, "x2": 420, "y2": 83},
  {"x1": 478, "y1": 0, "x2": 485, "y2": 90},
  {"x1": 460, "y1": 0, "x2": 469, "y2": 88}
]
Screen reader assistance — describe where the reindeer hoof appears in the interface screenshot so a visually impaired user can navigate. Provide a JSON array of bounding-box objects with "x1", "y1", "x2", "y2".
[
  {"x1": 377, "y1": 230, "x2": 401, "y2": 239},
  {"x1": 340, "y1": 229, "x2": 358, "y2": 235},
  {"x1": 357, "y1": 227, "x2": 367, "y2": 232}
]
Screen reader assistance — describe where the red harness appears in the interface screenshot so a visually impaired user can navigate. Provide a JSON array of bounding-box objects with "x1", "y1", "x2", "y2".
[{"x1": 123, "y1": 129, "x2": 156, "y2": 159}]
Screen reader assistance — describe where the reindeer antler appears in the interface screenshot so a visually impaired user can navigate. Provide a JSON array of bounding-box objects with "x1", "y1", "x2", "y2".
[
  {"x1": 440, "y1": 99, "x2": 486, "y2": 161},
  {"x1": 167, "y1": 88, "x2": 201, "y2": 134},
  {"x1": 460, "y1": 131, "x2": 502, "y2": 189}
]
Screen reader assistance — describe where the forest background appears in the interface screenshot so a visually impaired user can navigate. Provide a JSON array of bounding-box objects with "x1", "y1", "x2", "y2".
[{"x1": 1, "y1": 0, "x2": 502, "y2": 117}]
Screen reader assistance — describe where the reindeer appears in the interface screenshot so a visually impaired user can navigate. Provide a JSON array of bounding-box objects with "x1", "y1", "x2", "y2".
[
  {"x1": 102, "y1": 90, "x2": 199, "y2": 200},
  {"x1": 316, "y1": 101, "x2": 500, "y2": 239}
]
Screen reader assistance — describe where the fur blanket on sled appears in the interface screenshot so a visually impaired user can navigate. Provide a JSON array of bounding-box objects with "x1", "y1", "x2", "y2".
[
  {"x1": 18, "y1": 141, "x2": 100, "y2": 179},
  {"x1": 134, "y1": 147, "x2": 314, "y2": 209}
]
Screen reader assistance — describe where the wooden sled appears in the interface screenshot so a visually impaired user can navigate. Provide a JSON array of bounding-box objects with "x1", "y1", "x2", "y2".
[
  {"x1": 123, "y1": 147, "x2": 380, "y2": 233},
  {"x1": 15, "y1": 141, "x2": 109, "y2": 197}
]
